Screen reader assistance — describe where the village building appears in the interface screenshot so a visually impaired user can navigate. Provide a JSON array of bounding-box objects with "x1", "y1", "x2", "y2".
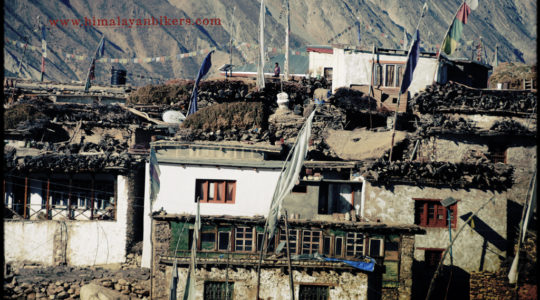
[
  {"x1": 142, "y1": 140, "x2": 424, "y2": 299},
  {"x1": 2, "y1": 80, "x2": 171, "y2": 267}
]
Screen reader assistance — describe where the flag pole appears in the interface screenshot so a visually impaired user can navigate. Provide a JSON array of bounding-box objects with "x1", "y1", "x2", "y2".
[
  {"x1": 84, "y1": 35, "x2": 105, "y2": 93},
  {"x1": 284, "y1": 210, "x2": 295, "y2": 300},
  {"x1": 389, "y1": 3, "x2": 428, "y2": 161},
  {"x1": 432, "y1": 0, "x2": 466, "y2": 83},
  {"x1": 284, "y1": 0, "x2": 290, "y2": 81}
]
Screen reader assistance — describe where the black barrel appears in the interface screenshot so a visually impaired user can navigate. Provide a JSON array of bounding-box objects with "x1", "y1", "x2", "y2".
[{"x1": 111, "y1": 67, "x2": 127, "y2": 85}]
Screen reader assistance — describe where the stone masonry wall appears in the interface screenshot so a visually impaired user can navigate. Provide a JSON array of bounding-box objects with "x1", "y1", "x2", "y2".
[
  {"x1": 398, "y1": 235, "x2": 415, "y2": 300},
  {"x1": 150, "y1": 219, "x2": 370, "y2": 299}
]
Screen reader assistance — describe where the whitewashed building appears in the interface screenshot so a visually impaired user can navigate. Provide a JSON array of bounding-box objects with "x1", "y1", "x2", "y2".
[
  {"x1": 4, "y1": 172, "x2": 137, "y2": 266},
  {"x1": 141, "y1": 141, "x2": 284, "y2": 268}
]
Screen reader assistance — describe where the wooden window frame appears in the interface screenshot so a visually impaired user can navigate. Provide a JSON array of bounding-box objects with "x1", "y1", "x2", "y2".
[
  {"x1": 301, "y1": 230, "x2": 322, "y2": 255},
  {"x1": 368, "y1": 238, "x2": 384, "y2": 257},
  {"x1": 334, "y1": 236, "x2": 344, "y2": 257},
  {"x1": 196, "y1": 179, "x2": 236, "y2": 204},
  {"x1": 372, "y1": 61, "x2": 406, "y2": 88},
  {"x1": 200, "y1": 228, "x2": 217, "y2": 251},
  {"x1": 234, "y1": 227, "x2": 254, "y2": 253},
  {"x1": 218, "y1": 231, "x2": 231, "y2": 251},
  {"x1": 345, "y1": 232, "x2": 365, "y2": 258},
  {"x1": 414, "y1": 198, "x2": 457, "y2": 228},
  {"x1": 279, "y1": 229, "x2": 300, "y2": 255}
]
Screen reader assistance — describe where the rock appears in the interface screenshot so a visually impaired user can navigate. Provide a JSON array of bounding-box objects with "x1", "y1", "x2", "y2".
[
  {"x1": 80, "y1": 283, "x2": 128, "y2": 300},
  {"x1": 57, "y1": 291, "x2": 69, "y2": 299}
]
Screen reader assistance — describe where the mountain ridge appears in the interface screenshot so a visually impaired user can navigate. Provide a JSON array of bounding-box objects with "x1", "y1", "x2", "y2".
[{"x1": 4, "y1": 0, "x2": 536, "y2": 85}]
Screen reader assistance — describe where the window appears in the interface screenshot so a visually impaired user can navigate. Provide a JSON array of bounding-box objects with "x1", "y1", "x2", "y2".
[
  {"x1": 235, "y1": 227, "x2": 253, "y2": 252},
  {"x1": 201, "y1": 232, "x2": 216, "y2": 251},
  {"x1": 385, "y1": 65, "x2": 395, "y2": 87},
  {"x1": 334, "y1": 236, "x2": 344, "y2": 257},
  {"x1": 302, "y1": 230, "x2": 321, "y2": 254},
  {"x1": 414, "y1": 199, "x2": 457, "y2": 228},
  {"x1": 318, "y1": 183, "x2": 357, "y2": 215},
  {"x1": 373, "y1": 63, "x2": 405, "y2": 88},
  {"x1": 369, "y1": 238, "x2": 384, "y2": 257},
  {"x1": 373, "y1": 64, "x2": 382, "y2": 86},
  {"x1": 346, "y1": 232, "x2": 365, "y2": 257},
  {"x1": 218, "y1": 232, "x2": 231, "y2": 251},
  {"x1": 279, "y1": 229, "x2": 299, "y2": 254},
  {"x1": 299, "y1": 285, "x2": 329, "y2": 300},
  {"x1": 424, "y1": 249, "x2": 444, "y2": 268},
  {"x1": 257, "y1": 233, "x2": 275, "y2": 253},
  {"x1": 204, "y1": 281, "x2": 233, "y2": 300},
  {"x1": 196, "y1": 180, "x2": 236, "y2": 203},
  {"x1": 323, "y1": 236, "x2": 332, "y2": 255},
  {"x1": 324, "y1": 67, "x2": 333, "y2": 81}
]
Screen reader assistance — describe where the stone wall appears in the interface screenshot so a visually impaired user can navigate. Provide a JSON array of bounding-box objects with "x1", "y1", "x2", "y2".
[
  {"x1": 150, "y1": 219, "x2": 373, "y2": 300},
  {"x1": 398, "y1": 235, "x2": 415, "y2": 300},
  {"x1": 364, "y1": 182, "x2": 507, "y2": 273},
  {"x1": 3, "y1": 255, "x2": 150, "y2": 300}
]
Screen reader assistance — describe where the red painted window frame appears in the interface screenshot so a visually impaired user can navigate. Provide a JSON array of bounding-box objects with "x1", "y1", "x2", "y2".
[
  {"x1": 414, "y1": 198, "x2": 457, "y2": 228},
  {"x1": 196, "y1": 179, "x2": 236, "y2": 204}
]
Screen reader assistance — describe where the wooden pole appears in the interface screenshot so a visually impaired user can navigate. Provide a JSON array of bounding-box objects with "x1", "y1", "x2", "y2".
[
  {"x1": 255, "y1": 229, "x2": 268, "y2": 300},
  {"x1": 90, "y1": 176, "x2": 95, "y2": 220},
  {"x1": 284, "y1": 0, "x2": 290, "y2": 81},
  {"x1": 23, "y1": 177, "x2": 28, "y2": 219},
  {"x1": 225, "y1": 232, "x2": 231, "y2": 299},
  {"x1": 284, "y1": 211, "x2": 295, "y2": 300},
  {"x1": 68, "y1": 178, "x2": 72, "y2": 219},
  {"x1": 46, "y1": 179, "x2": 50, "y2": 219},
  {"x1": 368, "y1": 44, "x2": 375, "y2": 129},
  {"x1": 389, "y1": 92, "x2": 402, "y2": 161}
]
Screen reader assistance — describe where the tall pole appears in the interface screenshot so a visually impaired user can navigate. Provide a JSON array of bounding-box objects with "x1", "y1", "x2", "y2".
[
  {"x1": 284, "y1": 0, "x2": 290, "y2": 81},
  {"x1": 368, "y1": 44, "x2": 375, "y2": 129},
  {"x1": 229, "y1": 6, "x2": 236, "y2": 78},
  {"x1": 389, "y1": 3, "x2": 428, "y2": 161},
  {"x1": 284, "y1": 211, "x2": 295, "y2": 300},
  {"x1": 37, "y1": 16, "x2": 45, "y2": 82}
]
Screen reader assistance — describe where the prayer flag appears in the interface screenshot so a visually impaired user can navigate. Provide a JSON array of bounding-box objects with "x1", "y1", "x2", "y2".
[
  {"x1": 400, "y1": 29, "x2": 421, "y2": 94},
  {"x1": 441, "y1": 2, "x2": 471, "y2": 55},
  {"x1": 188, "y1": 50, "x2": 214, "y2": 116},
  {"x1": 266, "y1": 110, "x2": 316, "y2": 240}
]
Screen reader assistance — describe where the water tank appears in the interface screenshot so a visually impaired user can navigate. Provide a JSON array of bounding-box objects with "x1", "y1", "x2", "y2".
[{"x1": 111, "y1": 67, "x2": 127, "y2": 85}]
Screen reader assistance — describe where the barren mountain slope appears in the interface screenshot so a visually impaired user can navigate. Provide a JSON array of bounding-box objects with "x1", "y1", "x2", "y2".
[{"x1": 4, "y1": 0, "x2": 536, "y2": 84}]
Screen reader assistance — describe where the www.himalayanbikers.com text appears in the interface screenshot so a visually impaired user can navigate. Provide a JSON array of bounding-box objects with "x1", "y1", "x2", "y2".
[{"x1": 49, "y1": 16, "x2": 222, "y2": 27}]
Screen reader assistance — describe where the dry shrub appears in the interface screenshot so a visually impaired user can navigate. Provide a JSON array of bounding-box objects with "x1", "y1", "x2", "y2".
[
  {"x1": 489, "y1": 62, "x2": 536, "y2": 88},
  {"x1": 182, "y1": 102, "x2": 267, "y2": 131},
  {"x1": 128, "y1": 82, "x2": 194, "y2": 105},
  {"x1": 4, "y1": 104, "x2": 47, "y2": 129}
]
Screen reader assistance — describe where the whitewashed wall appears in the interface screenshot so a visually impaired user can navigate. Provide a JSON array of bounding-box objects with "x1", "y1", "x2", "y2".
[
  {"x1": 151, "y1": 163, "x2": 281, "y2": 216},
  {"x1": 142, "y1": 162, "x2": 281, "y2": 268},
  {"x1": 4, "y1": 175, "x2": 129, "y2": 266},
  {"x1": 308, "y1": 51, "x2": 334, "y2": 78},
  {"x1": 331, "y1": 49, "x2": 438, "y2": 96}
]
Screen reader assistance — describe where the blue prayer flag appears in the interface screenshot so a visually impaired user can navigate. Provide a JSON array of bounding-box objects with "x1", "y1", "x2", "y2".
[
  {"x1": 400, "y1": 30, "x2": 420, "y2": 94},
  {"x1": 188, "y1": 50, "x2": 214, "y2": 116}
]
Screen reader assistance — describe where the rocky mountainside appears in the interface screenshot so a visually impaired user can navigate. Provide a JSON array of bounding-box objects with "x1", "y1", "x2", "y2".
[{"x1": 4, "y1": 0, "x2": 536, "y2": 85}]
